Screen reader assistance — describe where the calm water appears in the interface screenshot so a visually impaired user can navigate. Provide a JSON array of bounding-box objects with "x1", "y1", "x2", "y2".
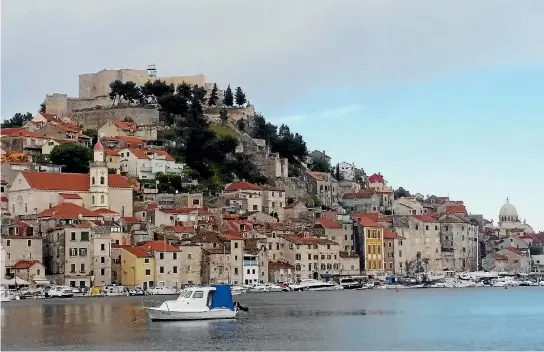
[{"x1": 1, "y1": 287, "x2": 543, "y2": 350}]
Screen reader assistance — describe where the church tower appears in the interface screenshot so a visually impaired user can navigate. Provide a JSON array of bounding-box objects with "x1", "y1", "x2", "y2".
[{"x1": 89, "y1": 141, "x2": 109, "y2": 210}]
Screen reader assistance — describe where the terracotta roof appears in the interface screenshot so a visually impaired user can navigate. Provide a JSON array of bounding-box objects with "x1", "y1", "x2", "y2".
[
  {"x1": 113, "y1": 120, "x2": 136, "y2": 132},
  {"x1": 491, "y1": 253, "x2": 507, "y2": 261},
  {"x1": 39, "y1": 113, "x2": 59, "y2": 122},
  {"x1": 368, "y1": 173, "x2": 385, "y2": 184},
  {"x1": 339, "y1": 251, "x2": 359, "y2": 258},
  {"x1": 316, "y1": 218, "x2": 342, "y2": 229},
  {"x1": 12, "y1": 260, "x2": 41, "y2": 269},
  {"x1": 0, "y1": 179, "x2": 8, "y2": 185},
  {"x1": 121, "y1": 216, "x2": 141, "y2": 224},
  {"x1": 0, "y1": 128, "x2": 47, "y2": 138},
  {"x1": 1, "y1": 196, "x2": 8, "y2": 202},
  {"x1": 354, "y1": 212, "x2": 379, "y2": 222},
  {"x1": 22, "y1": 171, "x2": 132, "y2": 190},
  {"x1": 117, "y1": 136, "x2": 144, "y2": 145},
  {"x1": 268, "y1": 261, "x2": 295, "y2": 270},
  {"x1": 50, "y1": 122, "x2": 81, "y2": 133},
  {"x1": 122, "y1": 246, "x2": 153, "y2": 258},
  {"x1": 414, "y1": 215, "x2": 437, "y2": 223},
  {"x1": 446, "y1": 204, "x2": 466, "y2": 213},
  {"x1": 59, "y1": 193, "x2": 83, "y2": 200},
  {"x1": 37, "y1": 202, "x2": 100, "y2": 219},
  {"x1": 126, "y1": 148, "x2": 173, "y2": 161},
  {"x1": 358, "y1": 217, "x2": 382, "y2": 228},
  {"x1": 187, "y1": 232, "x2": 227, "y2": 244},
  {"x1": 383, "y1": 229, "x2": 399, "y2": 239},
  {"x1": 221, "y1": 232, "x2": 243, "y2": 240},
  {"x1": 306, "y1": 171, "x2": 330, "y2": 181},
  {"x1": 504, "y1": 247, "x2": 524, "y2": 256},
  {"x1": 225, "y1": 182, "x2": 263, "y2": 191},
  {"x1": 138, "y1": 240, "x2": 180, "y2": 252},
  {"x1": 343, "y1": 190, "x2": 375, "y2": 199},
  {"x1": 105, "y1": 149, "x2": 120, "y2": 157},
  {"x1": 166, "y1": 225, "x2": 194, "y2": 233}
]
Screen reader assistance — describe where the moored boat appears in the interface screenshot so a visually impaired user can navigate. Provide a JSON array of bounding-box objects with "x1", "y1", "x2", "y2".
[
  {"x1": 293, "y1": 279, "x2": 343, "y2": 291},
  {"x1": 47, "y1": 286, "x2": 74, "y2": 298},
  {"x1": 147, "y1": 286, "x2": 179, "y2": 295},
  {"x1": 146, "y1": 284, "x2": 240, "y2": 321}
]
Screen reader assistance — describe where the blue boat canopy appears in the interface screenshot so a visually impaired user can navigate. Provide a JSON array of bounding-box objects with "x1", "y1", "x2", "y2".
[{"x1": 210, "y1": 284, "x2": 235, "y2": 311}]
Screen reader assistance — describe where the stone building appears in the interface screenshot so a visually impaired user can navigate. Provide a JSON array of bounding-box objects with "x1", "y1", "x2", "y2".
[{"x1": 304, "y1": 171, "x2": 339, "y2": 207}]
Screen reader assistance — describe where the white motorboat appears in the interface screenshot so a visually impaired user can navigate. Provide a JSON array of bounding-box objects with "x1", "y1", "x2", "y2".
[
  {"x1": 248, "y1": 283, "x2": 270, "y2": 293},
  {"x1": 492, "y1": 277, "x2": 520, "y2": 287},
  {"x1": 103, "y1": 285, "x2": 129, "y2": 296},
  {"x1": 293, "y1": 279, "x2": 343, "y2": 291},
  {"x1": 147, "y1": 286, "x2": 179, "y2": 295},
  {"x1": 47, "y1": 286, "x2": 74, "y2": 298},
  {"x1": 338, "y1": 277, "x2": 363, "y2": 290},
  {"x1": 146, "y1": 284, "x2": 239, "y2": 321},
  {"x1": 1, "y1": 286, "x2": 15, "y2": 302},
  {"x1": 231, "y1": 285, "x2": 246, "y2": 295}
]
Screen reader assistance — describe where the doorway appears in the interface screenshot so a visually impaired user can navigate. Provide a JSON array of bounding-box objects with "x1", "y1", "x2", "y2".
[{"x1": 312, "y1": 272, "x2": 319, "y2": 280}]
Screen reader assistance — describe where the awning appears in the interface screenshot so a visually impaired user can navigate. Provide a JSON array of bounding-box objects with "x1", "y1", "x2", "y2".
[
  {"x1": 2, "y1": 277, "x2": 30, "y2": 285},
  {"x1": 320, "y1": 273, "x2": 332, "y2": 278},
  {"x1": 33, "y1": 279, "x2": 52, "y2": 285}
]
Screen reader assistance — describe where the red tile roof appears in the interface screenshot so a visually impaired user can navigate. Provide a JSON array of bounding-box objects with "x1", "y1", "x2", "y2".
[
  {"x1": 505, "y1": 247, "x2": 524, "y2": 256},
  {"x1": 0, "y1": 179, "x2": 8, "y2": 185},
  {"x1": 225, "y1": 182, "x2": 262, "y2": 191},
  {"x1": 446, "y1": 204, "x2": 466, "y2": 213},
  {"x1": 306, "y1": 171, "x2": 330, "y2": 181},
  {"x1": 94, "y1": 208, "x2": 118, "y2": 214},
  {"x1": 22, "y1": 171, "x2": 131, "y2": 190},
  {"x1": 0, "y1": 128, "x2": 47, "y2": 138},
  {"x1": 414, "y1": 215, "x2": 437, "y2": 223},
  {"x1": 117, "y1": 136, "x2": 144, "y2": 145},
  {"x1": 358, "y1": 217, "x2": 382, "y2": 228},
  {"x1": 138, "y1": 240, "x2": 180, "y2": 252},
  {"x1": 343, "y1": 190, "x2": 375, "y2": 199},
  {"x1": 128, "y1": 148, "x2": 174, "y2": 161},
  {"x1": 121, "y1": 216, "x2": 140, "y2": 224},
  {"x1": 354, "y1": 212, "x2": 379, "y2": 222},
  {"x1": 39, "y1": 113, "x2": 59, "y2": 122},
  {"x1": 50, "y1": 122, "x2": 81, "y2": 133},
  {"x1": 122, "y1": 246, "x2": 153, "y2": 258},
  {"x1": 12, "y1": 260, "x2": 42, "y2": 269},
  {"x1": 383, "y1": 229, "x2": 399, "y2": 239},
  {"x1": 113, "y1": 120, "x2": 136, "y2": 132},
  {"x1": 368, "y1": 173, "x2": 385, "y2": 183},
  {"x1": 105, "y1": 149, "x2": 120, "y2": 157},
  {"x1": 316, "y1": 218, "x2": 342, "y2": 229},
  {"x1": 37, "y1": 203, "x2": 100, "y2": 219},
  {"x1": 1, "y1": 196, "x2": 8, "y2": 202},
  {"x1": 59, "y1": 193, "x2": 83, "y2": 199}
]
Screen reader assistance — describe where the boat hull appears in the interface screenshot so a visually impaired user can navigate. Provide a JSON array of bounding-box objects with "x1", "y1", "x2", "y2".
[{"x1": 147, "y1": 308, "x2": 237, "y2": 321}]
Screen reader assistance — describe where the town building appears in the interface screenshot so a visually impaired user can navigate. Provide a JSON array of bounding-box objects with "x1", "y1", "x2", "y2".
[
  {"x1": 98, "y1": 120, "x2": 157, "y2": 141},
  {"x1": 119, "y1": 148, "x2": 184, "y2": 179},
  {"x1": 304, "y1": 171, "x2": 339, "y2": 207}
]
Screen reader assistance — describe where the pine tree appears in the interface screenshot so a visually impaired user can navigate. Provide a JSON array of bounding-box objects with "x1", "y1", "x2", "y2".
[
  {"x1": 223, "y1": 85, "x2": 234, "y2": 107},
  {"x1": 235, "y1": 86, "x2": 247, "y2": 107},
  {"x1": 208, "y1": 83, "x2": 219, "y2": 106}
]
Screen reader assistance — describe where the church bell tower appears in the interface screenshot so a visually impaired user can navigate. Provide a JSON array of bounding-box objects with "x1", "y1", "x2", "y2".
[{"x1": 89, "y1": 141, "x2": 109, "y2": 210}]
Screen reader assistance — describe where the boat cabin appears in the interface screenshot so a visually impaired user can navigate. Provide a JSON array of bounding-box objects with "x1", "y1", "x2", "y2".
[{"x1": 173, "y1": 285, "x2": 235, "y2": 311}]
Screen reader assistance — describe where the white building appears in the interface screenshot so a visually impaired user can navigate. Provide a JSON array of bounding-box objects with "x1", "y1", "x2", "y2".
[
  {"x1": 242, "y1": 254, "x2": 260, "y2": 285},
  {"x1": 337, "y1": 162, "x2": 356, "y2": 181},
  {"x1": 8, "y1": 141, "x2": 133, "y2": 217},
  {"x1": 119, "y1": 148, "x2": 184, "y2": 180}
]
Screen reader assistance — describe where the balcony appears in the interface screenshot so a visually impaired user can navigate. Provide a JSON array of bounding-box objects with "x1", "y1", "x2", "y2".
[{"x1": 243, "y1": 260, "x2": 258, "y2": 266}]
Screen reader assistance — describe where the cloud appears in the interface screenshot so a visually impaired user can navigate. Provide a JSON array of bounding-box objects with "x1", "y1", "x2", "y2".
[
  {"x1": 269, "y1": 104, "x2": 364, "y2": 125},
  {"x1": 2, "y1": 0, "x2": 544, "y2": 117}
]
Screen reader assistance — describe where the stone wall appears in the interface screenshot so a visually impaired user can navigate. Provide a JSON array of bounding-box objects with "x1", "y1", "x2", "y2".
[
  {"x1": 71, "y1": 107, "x2": 160, "y2": 130},
  {"x1": 275, "y1": 177, "x2": 313, "y2": 205}
]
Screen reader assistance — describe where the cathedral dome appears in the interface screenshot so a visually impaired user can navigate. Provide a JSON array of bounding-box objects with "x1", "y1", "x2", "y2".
[{"x1": 499, "y1": 200, "x2": 518, "y2": 222}]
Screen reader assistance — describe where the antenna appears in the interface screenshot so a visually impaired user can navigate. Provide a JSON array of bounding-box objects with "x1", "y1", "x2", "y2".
[{"x1": 147, "y1": 64, "x2": 157, "y2": 78}]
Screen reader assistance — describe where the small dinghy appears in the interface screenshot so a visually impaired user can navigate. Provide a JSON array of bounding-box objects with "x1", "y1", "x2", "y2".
[{"x1": 146, "y1": 284, "x2": 244, "y2": 321}]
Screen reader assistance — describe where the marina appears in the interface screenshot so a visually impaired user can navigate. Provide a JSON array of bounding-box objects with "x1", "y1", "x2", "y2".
[{"x1": 2, "y1": 287, "x2": 544, "y2": 350}]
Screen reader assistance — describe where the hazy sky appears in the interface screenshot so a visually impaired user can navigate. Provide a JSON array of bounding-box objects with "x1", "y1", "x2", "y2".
[{"x1": 2, "y1": 0, "x2": 543, "y2": 230}]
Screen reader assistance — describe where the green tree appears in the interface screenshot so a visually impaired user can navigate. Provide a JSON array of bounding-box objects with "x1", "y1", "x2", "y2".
[
  {"x1": 223, "y1": 85, "x2": 234, "y2": 107},
  {"x1": 309, "y1": 156, "x2": 330, "y2": 172},
  {"x1": 50, "y1": 143, "x2": 92, "y2": 173},
  {"x1": 39, "y1": 100, "x2": 46, "y2": 113},
  {"x1": 208, "y1": 83, "x2": 219, "y2": 106},
  {"x1": 394, "y1": 187, "x2": 411, "y2": 200},
  {"x1": 109, "y1": 80, "x2": 124, "y2": 105},
  {"x1": 1, "y1": 112, "x2": 33, "y2": 128},
  {"x1": 82, "y1": 129, "x2": 98, "y2": 142},
  {"x1": 219, "y1": 109, "x2": 229, "y2": 123},
  {"x1": 236, "y1": 119, "x2": 245, "y2": 131},
  {"x1": 234, "y1": 86, "x2": 246, "y2": 106}
]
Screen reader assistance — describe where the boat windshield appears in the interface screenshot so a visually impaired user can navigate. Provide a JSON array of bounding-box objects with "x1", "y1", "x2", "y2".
[{"x1": 183, "y1": 290, "x2": 193, "y2": 298}]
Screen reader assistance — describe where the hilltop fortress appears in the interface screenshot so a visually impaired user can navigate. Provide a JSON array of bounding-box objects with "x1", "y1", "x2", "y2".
[{"x1": 45, "y1": 68, "x2": 212, "y2": 128}]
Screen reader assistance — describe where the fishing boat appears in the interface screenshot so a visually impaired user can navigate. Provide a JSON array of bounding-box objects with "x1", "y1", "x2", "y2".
[{"x1": 146, "y1": 284, "x2": 242, "y2": 321}]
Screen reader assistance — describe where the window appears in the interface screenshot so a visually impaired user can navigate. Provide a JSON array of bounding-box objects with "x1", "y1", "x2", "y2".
[
  {"x1": 252, "y1": 269, "x2": 255, "y2": 274},
  {"x1": 79, "y1": 248, "x2": 87, "y2": 256},
  {"x1": 321, "y1": 255, "x2": 325, "y2": 260},
  {"x1": 327, "y1": 244, "x2": 331, "y2": 250},
  {"x1": 100, "y1": 195, "x2": 105, "y2": 204},
  {"x1": 173, "y1": 252, "x2": 177, "y2": 260},
  {"x1": 81, "y1": 232, "x2": 89, "y2": 241},
  {"x1": 100, "y1": 176, "x2": 105, "y2": 185},
  {"x1": 37, "y1": 269, "x2": 41, "y2": 275},
  {"x1": 313, "y1": 255, "x2": 318, "y2": 260},
  {"x1": 160, "y1": 266, "x2": 164, "y2": 273},
  {"x1": 80, "y1": 263, "x2": 85, "y2": 272},
  {"x1": 160, "y1": 253, "x2": 164, "y2": 260},
  {"x1": 188, "y1": 253, "x2": 192, "y2": 259},
  {"x1": 6, "y1": 240, "x2": 10, "y2": 247},
  {"x1": 295, "y1": 264, "x2": 301, "y2": 271},
  {"x1": 388, "y1": 242, "x2": 392, "y2": 248},
  {"x1": 435, "y1": 225, "x2": 438, "y2": 230},
  {"x1": 253, "y1": 205, "x2": 258, "y2": 211},
  {"x1": 425, "y1": 225, "x2": 429, "y2": 230},
  {"x1": 234, "y1": 242, "x2": 239, "y2": 249},
  {"x1": 25, "y1": 203, "x2": 28, "y2": 212},
  {"x1": 70, "y1": 264, "x2": 76, "y2": 273},
  {"x1": 399, "y1": 250, "x2": 402, "y2": 258},
  {"x1": 144, "y1": 258, "x2": 150, "y2": 264},
  {"x1": 27, "y1": 240, "x2": 32, "y2": 247},
  {"x1": 193, "y1": 291, "x2": 204, "y2": 298},
  {"x1": 415, "y1": 225, "x2": 419, "y2": 230},
  {"x1": 247, "y1": 269, "x2": 250, "y2": 274},
  {"x1": 307, "y1": 254, "x2": 311, "y2": 260},
  {"x1": 100, "y1": 243, "x2": 105, "y2": 251},
  {"x1": 69, "y1": 248, "x2": 77, "y2": 257},
  {"x1": 92, "y1": 196, "x2": 95, "y2": 204},
  {"x1": 145, "y1": 269, "x2": 151, "y2": 276},
  {"x1": 92, "y1": 177, "x2": 95, "y2": 185},
  {"x1": 173, "y1": 266, "x2": 178, "y2": 273},
  {"x1": 295, "y1": 254, "x2": 301, "y2": 260},
  {"x1": 100, "y1": 268, "x2": 105, "y2": 275}
]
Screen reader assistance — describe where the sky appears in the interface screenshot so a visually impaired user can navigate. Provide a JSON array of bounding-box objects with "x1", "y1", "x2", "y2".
[{"x1": 2, "y1": 0, "x2": 543, "y2": 230}]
